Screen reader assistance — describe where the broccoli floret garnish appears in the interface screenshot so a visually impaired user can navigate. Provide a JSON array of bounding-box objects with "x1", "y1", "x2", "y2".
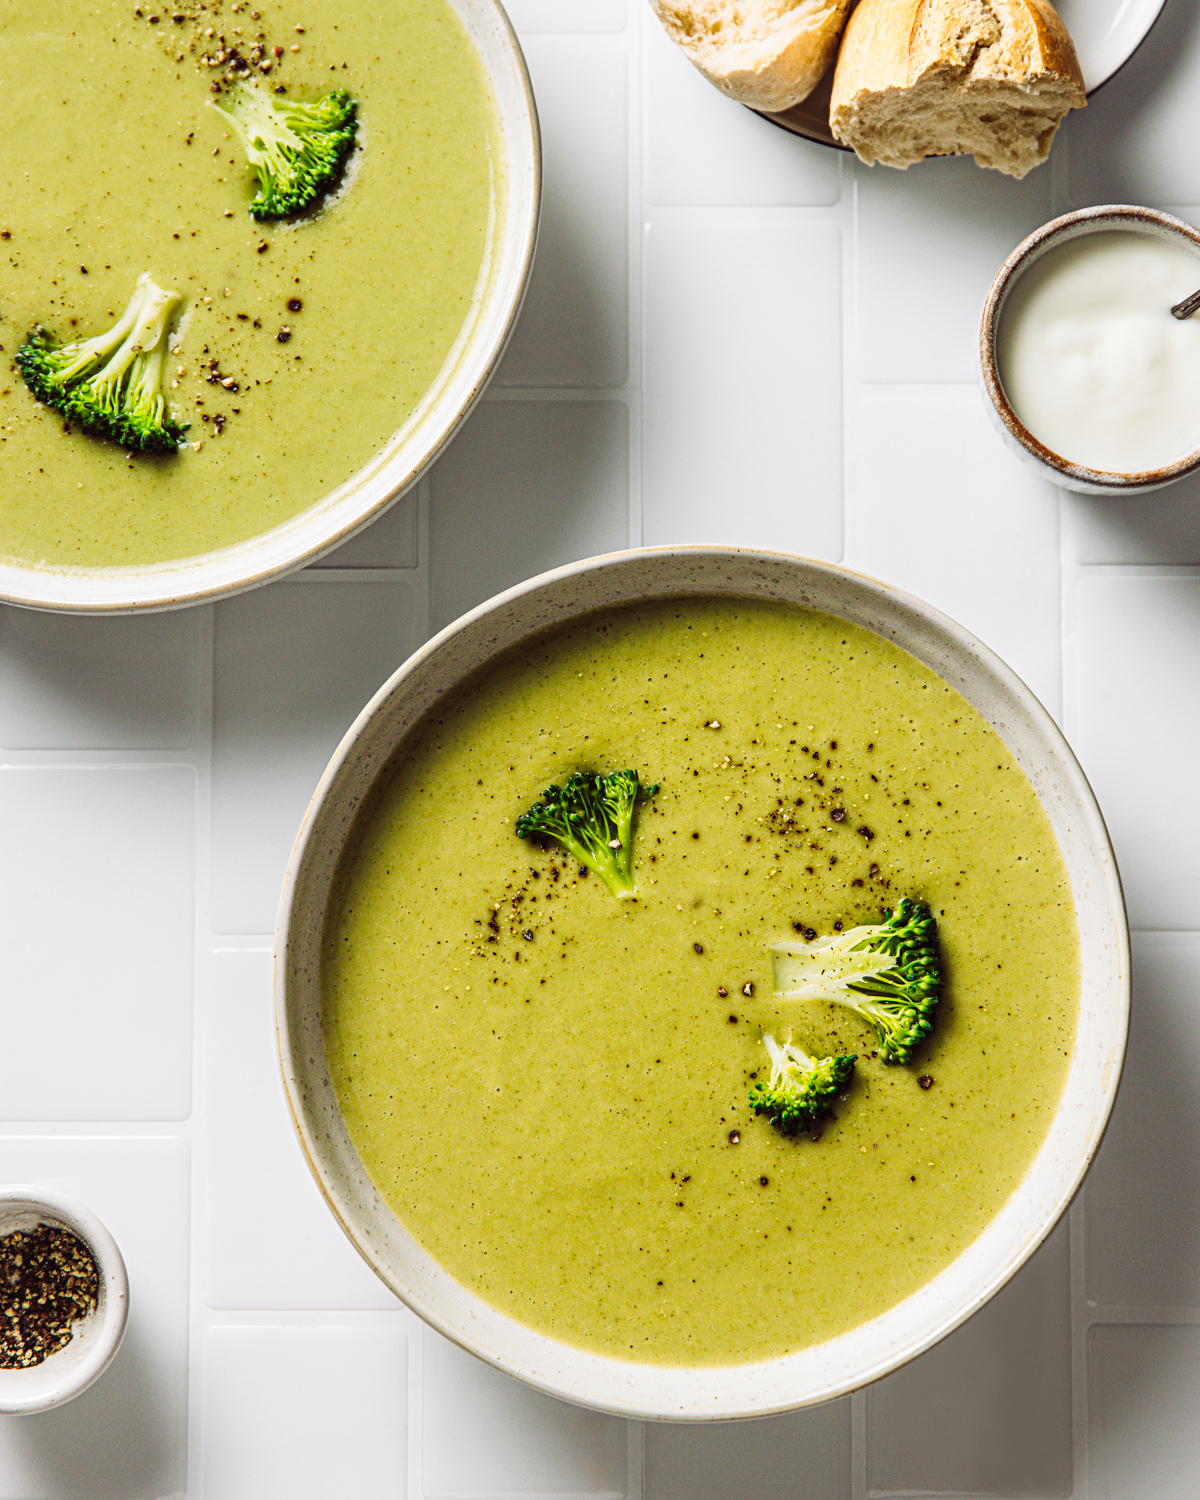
[
  {"x1": 16, "y1": 273, "x2": 188, "y2": 454},
  {"x1": 515, "y1": 770, "x2": 659, "y2": 900},
  {"x1": 213, "y1": 81, "x2": 358, "y2": 219},
  {"x1": 771, "y1": 897, "x2": 941, "y2": 1065},
  {"x1": 748, "y1": 1034, "x2": 856, "y2": 1136}
]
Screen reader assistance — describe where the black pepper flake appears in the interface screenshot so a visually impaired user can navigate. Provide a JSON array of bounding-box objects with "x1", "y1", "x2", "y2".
[
  {"x1": 287, "y1": 297, "x2": 303, "y2": 312},
  {"x1": 918, "y1": 1075, "x2": 934, "y2": 1090},
  {"x1": 256, "y1": 241, "x2": 269, "y2": 254},
  {"x1": 727, "y1": 1014, "x2": 738, "y2": 1025},
  {"x1": 693, "y1": 942, "x2": 704, "y2": 955},
  {"x1": 759, "y1": 1176, "x2": 769, "y2": 1187},
  {"x1": 522, "y1": 929, "x2": 533, "y2": 941},
  {"x1": 728, "y1": 1130, "x2": 740, "y2": 1144},
  {"x1": 741, "y1": 981, "x2": 754, "y2": 997},
  {"x1": 857, "y1": 825, "x2": 874, "y2": 840},
  {"x1": 276, "y1": 326, "x2": 291, "y2": 343},
  {"x1": 0, "y1": 231, "x2": 10, "y2": 240},
  {"x1": 0, "y1": 1225, "x2": 99, "y2": 1369},
  {"x1": 830, "y1": 808, "x2": 845, "y2": 822},
  {"x1": 717, "y1": 986, "x2": 728, "y2": 998}
]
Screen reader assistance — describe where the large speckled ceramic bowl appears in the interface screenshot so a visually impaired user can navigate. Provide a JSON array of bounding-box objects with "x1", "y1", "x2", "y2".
[
  {"x1": 275, "y1": 546, "x2": 1128, "y2": 1420},
  {"x1": 0, "y1": 0, "x2": 539, "y2": 615}
]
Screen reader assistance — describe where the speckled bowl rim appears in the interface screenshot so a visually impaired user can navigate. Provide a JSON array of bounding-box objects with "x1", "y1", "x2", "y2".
[
  {"x1": 275, "y1": 545, "x2": 1130, "y2": 1421},
  {"x1": 0, "y1": 0, "x2": 540, "y2": 615},
  {"x1": 0, "y1": 1187, "x2": 129, "y2": 1415},
  {"x1": 980, "y1": 205, "x2": 1200, "y2": 494}
]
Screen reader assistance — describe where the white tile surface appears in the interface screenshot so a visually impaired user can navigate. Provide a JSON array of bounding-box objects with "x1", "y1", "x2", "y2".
[
  {"x1": 494, "y1": 37, "x2": 629, "y2": 389},
  {"x1": 644, "y1": 1401, "x2": 849, "y2": 1500},
  {"x1": 0, "y1": 767, "x2": 194, "y2": 1121},
  {"x1": 866, "y1": 1220, "x2": 1073, "y2": 1498},
  {"x1": 1085, "y1": 932, "x2": 1200, "y2": 1310},
  {"x1": 202, "y1": 1325, "x2": 407, "y2": 1500},
  {"x1": 308, "y1": 492, "x2": 418, "y2": 569},
  {"x1": 1068, "y1": 571, "x2": 1200, "y2": 930},
  {"x1": 643, "y1": 216, "x2": 842, "y2": 555},
  {"x1": 644, "y1": 14, "x2": 842, "y2": 207},
  {"x1": 845, "y1": 384, "x2": 1063, "y2": 714},
  {"x1": 0, "y1": 607, "x2": 203, "y2": 751},
  {"x1": 1065, "y1": 473, "x2": 1200, "y2": 566},
  {"x1": 0, "y1": 1137, "x2": 189, "y2": 1500},
  {"x1": 203, "y1": 950, "x2": 400, "y2": 1310},
  {"x1": 210, "y1": 576, "x2": 415, "y2": 934},
  {"x1": 1089, "y1": 1324, "x2": 1200, "y2": 1500},
  {"x1": 508, "y1": 0, "x2": 628, "y2": 33},
  {"x1": 854, "y1": 154, "x2": 1052, "y2": 384},
  {"x1": 4, "y1": 1, "x2": 1199, "y2": 1492},
  {"x1": 1065, "y1": 4, "x2": 1200, "y2": 209},
  {"x1": 423, "y1": 1332, "x2": 628, "y2": 1499},
  {"x1": 428, "y1": 398, "x2": 629, "y2": 630}
]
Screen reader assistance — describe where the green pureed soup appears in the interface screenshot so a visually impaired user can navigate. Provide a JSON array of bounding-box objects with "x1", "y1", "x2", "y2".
[
  {"x1": 0, "y1": 0, "x2": 497, "y2": 567},
  {"x1": 323, "y1": 598, "x2": 1080, "y2": 1367}
]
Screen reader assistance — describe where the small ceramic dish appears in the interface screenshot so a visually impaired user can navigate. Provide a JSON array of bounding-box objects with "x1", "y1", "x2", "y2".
[
  {"x1": 0, "y1": 1188, "x2": 129, "y2": 1415},
  {"x1": 980, "y1": 205, "x2": 1200, "y2": 496},
  {"x1": 275, "y1": 545, "x2": 1129, "y2": 1421}
]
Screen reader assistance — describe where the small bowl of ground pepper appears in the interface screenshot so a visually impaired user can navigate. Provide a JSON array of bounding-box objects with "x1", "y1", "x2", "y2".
[{"x1": 0, "y1": 1187, "x2": 129, "y2": 1414}]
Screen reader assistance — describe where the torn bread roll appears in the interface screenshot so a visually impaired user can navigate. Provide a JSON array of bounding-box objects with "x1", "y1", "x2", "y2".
[
  {"x1": 650, "y1": 0, "x2": 856, "y2": 113},
  {"x1": 830, "y1": 0, "x2": 1086, "y2": 178}
]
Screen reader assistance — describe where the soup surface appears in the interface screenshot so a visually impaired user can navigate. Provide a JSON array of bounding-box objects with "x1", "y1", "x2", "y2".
[
  {"x1": 323, "y1": 598, "x2": 1079, "y2": 1366},
  {"x1": 0, "y1": 0, "x2": 496, "y2": 567}
]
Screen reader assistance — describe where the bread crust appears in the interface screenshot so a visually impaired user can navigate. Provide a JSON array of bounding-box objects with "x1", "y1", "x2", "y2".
[
  {"x1": 829, "y1": 0, "x2": 1085, "y2": 176},
  {"x1": 652, "y1": 0, "x2": 855, "y2": 112}
]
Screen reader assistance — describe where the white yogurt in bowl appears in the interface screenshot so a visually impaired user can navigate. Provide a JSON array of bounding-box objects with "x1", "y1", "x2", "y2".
[{"x1": 981, "y1": 207, "x2": 1200, "y2": 495}]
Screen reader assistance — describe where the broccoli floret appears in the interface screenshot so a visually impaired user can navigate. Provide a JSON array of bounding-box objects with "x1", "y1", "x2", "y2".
[
  {"x1": 771, "y1": 897, "x2": 941, "y2": 1065},
  {"x1": 515, "y1": 770, "x2": 659, "y2": 899},
  {"x1": 16, "y1": 273, "x2": 188, "y2": 453},
  {"x1": 213, "y1": 81, "x2": 358, "y2": 219},
  {"x1": 748, "y1": 1034, "x2": 856, "y2": 1136}
]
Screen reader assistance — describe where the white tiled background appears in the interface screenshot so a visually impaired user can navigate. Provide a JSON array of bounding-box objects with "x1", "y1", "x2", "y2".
[{"x1": 2, "y1": 0, "x2": 1197, "y2": 1494}]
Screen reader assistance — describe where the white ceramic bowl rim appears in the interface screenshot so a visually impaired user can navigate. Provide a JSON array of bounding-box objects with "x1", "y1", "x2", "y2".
[
  {"x1": 980, "y1": 203, "x2": 1200, "y2": 492},
  {"x1": 275, "y1": 545, "x2": 1130, "y2": 1421},
  {"x1": 0, "y1": 1186, "x2": 130, "y2": 1415},
  {"x1": 0, "y1": 0, "x2": 540, "y2": 616}
]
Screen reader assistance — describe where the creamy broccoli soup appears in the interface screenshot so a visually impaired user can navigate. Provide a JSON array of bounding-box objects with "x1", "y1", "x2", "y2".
[
  {"x1": 323, "y1": 599, "x2": 1079, "y2": 1367},
  {"x1": 0, "y1": 0, "x2": 497, "y2": 567}
]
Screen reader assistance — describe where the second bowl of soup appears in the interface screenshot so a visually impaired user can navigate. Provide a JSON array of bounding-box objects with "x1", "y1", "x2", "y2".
[{"x1": 276, "y1": 546, "x2": 1128, "y2": 1418}]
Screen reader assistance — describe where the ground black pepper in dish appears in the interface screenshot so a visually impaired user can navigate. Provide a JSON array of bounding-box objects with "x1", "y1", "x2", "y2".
[{"x1": 0, "y1": 1224, "x2": 99, "y2": 1368}]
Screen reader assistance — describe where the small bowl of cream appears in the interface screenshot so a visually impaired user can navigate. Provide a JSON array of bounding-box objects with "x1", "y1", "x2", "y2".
[{"x1": 981, "y1": 205, "x2": 1200, "y2": 494}]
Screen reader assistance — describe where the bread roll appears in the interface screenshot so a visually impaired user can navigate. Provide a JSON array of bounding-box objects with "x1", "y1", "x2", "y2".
[
  {"x1": 651, "y1": 0, "x2": 856, "y2": 113},
  {"x1": 829, "y1": 0, "x2": 1086, "y2": 178}
]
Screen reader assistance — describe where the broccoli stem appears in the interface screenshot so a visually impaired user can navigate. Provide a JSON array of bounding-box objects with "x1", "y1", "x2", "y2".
[{"x1": 16, "y1": 273, "x2": 187, "y2": 453}]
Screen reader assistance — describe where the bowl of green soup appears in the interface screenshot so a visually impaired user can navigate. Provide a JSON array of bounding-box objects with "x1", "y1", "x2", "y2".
[
  {"x1": 276, "y1": 546, "x2": 1128, "y2": 1418},
  {"x1": 0, "y1": 0, "x2": 538, "y2": 613}
]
